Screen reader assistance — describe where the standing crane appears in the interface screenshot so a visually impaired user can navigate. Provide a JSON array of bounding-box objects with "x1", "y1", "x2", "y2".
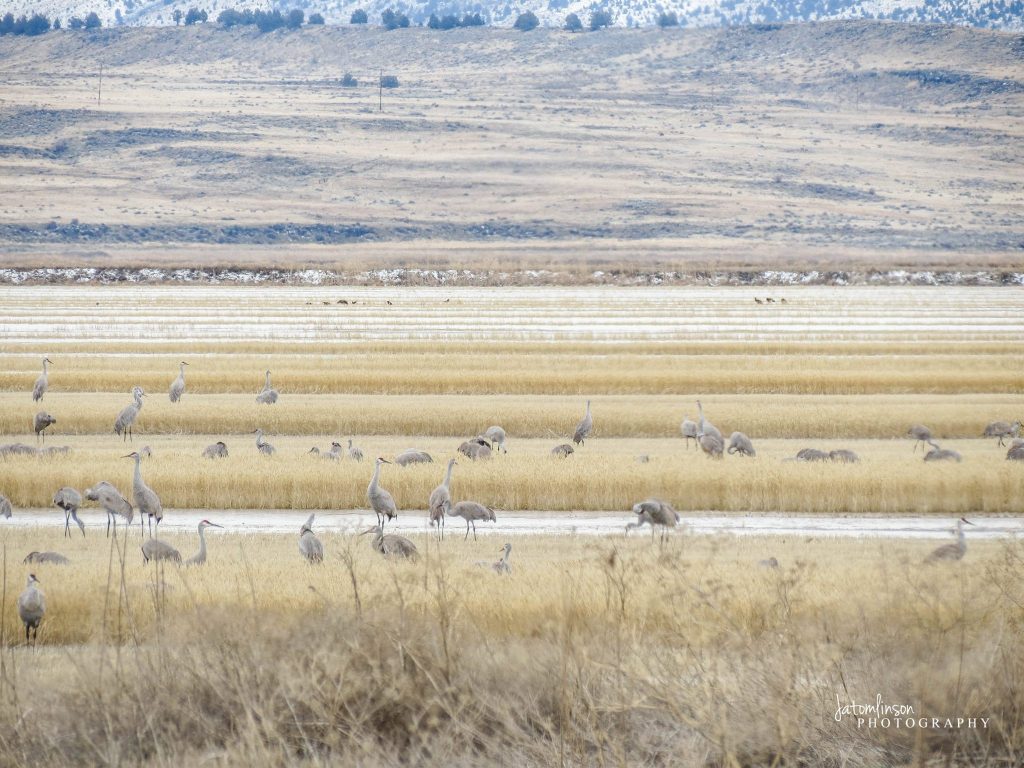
[
  {"x1": 169, "y1": 361, "x2": 189, "y2": 403},
  {"x1": 449, "y1": 500, "x2": 496, "y2": 541},
  {"x1": 254, "y1": 429, "x2": 275, "y2": 455},
  {"x1": 298, "y1": 513, "x2": 324, "y2": 563},
  {"x1": 924, "y1": 517, "x2": 974, "y2": 563},
  {"x1": 114, "y1": 386, "x2": 146, "y2": 442},
  {"x1": 18, "y1": 574, "x2": 45, "y2": 644},
  {"x1": 85, "y1": 481, "x2": 134, "y2": 537},
  {"x1": 696, "y1": 400, "x2": 722, "y2": 442},
  {"x1": 361, "y1": 524, "x2": 419, "y2": 559},
  {"x1": 347, "y1": 439, "x2": 364, "y2": 462},
  {"x1": 256, "y1": 370, "x2": 279, "y2": 404},
  {"x1": 53, "y1": 486, "x2": 84, "y2": 538},
  {"x1": 983, "y1": 420, "x2": 1022, "y2": 446},
  {"x1": 907, "y1": 424, "x2": 932, "y2": 452},
  {"x1": 573, "y1": 400, "x2": 593, "y2": 446},
  {"x1": 32, "y1": 357, "x2": 52, "y2": 402},
  {"x1": 185, "y1": 519, "x2": 223, "y2": 566},
  {"x1": 34, "y1": 411, "x2": 56, "y2": 445},
  {"x1": 124, "y1": 450, "x2": 162, "y2": 535},
  {"x1": 429, "y1": 458, "x2": 456, "y2": 538},
  {"x1": 368, "y1": 457, "x2": 398, "y2": 526}
]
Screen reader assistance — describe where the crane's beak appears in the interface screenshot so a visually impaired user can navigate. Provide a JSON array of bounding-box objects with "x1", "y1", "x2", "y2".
[
  {"x1": 358, "y1": 526, "x2": 378, "y2": 536},
  {"x1": 120, "y1": 453, "x2": 135, "y2": 459},
  {"x1": 381, "y1": 459, "x2": 392, "y2": 464},
  {"x1": 962, "y1": 518, "x2": 975, "y2": 525}
]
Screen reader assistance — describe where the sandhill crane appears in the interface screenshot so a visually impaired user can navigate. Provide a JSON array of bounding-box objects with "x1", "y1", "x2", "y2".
[
  {"x1": 169, "y1": 361, "x2": 189, "y2": 402},
  {"x1": 925, "y1": 518, "x2": 973, "y2": 563},
  {"x1": 368, "y1": 457, "x2": 398, "y2": 527},
  {"x1": 361, "y1": 524, "x2": 419, "y2": 559},
  {"x1": 0, "y1": 493, "x2": 10, "y2": 519},
  {"x1": 829, "y1": 449, "x2": 860, "y2": 463},
  {"x1": 125, "y1": 450, "x2": 162, "y2": 534},
  {"x1": 924, "y1": 440, "x2": 962, "y2": 463},
  {"x1": 32, "y1": 357, "x2": 52, "y2": 402},
  {"x1": 450, "y1": 500, "x2": 496, "y2": 541},
  {"x1": 698, "y1": 429, "x2": 724, "y2": 459},
  {"x1": 458, "y1": 438, "x2": 492, "y2": 461},
  {"x1": 794, "y1": 448, "x2": 830, "y2": 462},
  {"x1": 34, "y1": 411, "x2": 56, "y2": 445},
  {"x1": 18, "y1": 574, "x2": 45, "y2": 643},
  {"x1": 142, "y1": 538, "x2": 181, "y2": 564},
  {"x1": 758, "y1": 556, "x2": 780, "y2": 569},
  {"x1": 429, "y1": 458, "x2": 456, "y2": 538},
  {"x1": 256, "y1": 370, "x2": 279, "y2": 404},
  {"x1": 254, "y1": 429, "x2": 275, "y2": 455},
  {"x1": 185, "y1": 519, "x2": 223, "y2": 566},
  {"x1": 727, "y1": 432, "x2": 756, "y2": 457},
  {"x1": 298, "y1": 513, "x2": 324, "y2": 563},
  {"x1": 348, "y1": 439, "x2": 364, "y2": 462},
  {"x1": 23, "y1": 551, "x2": 70, "y2": 565},
  {"x1": 626, "y1": 499, "x2": 680, "y2": 543},
  {"x1": 680, "y1": 416, "x2": 698, "y2": 450},
  {"x1": 477, "y1": 543, "x2": 512, "y2": 574},
  {"x1": 1007, "y1": 441, "x2": 1024, "y2": 461},
  {"x1": 484, "y1": 426, "x2": 507, "y2": 454},
  {"x1": 85, "y1": 481, "x2": 133, "y2": 537},
  {"x1": 573, "y1": 400, "x2": 593, "y2": 446},
  {"x1": 551, "y1": 443, "x2": 574, "y2": 457},
  {"x1": 53, "y1": 486, "x2": 84, "y2": 538},
  {"x1": 140, "y1": 445, "x2": 153, "y2": 459},
  {"x1": 114, "y1": 386, "x2": 145, "y2": 442},
  {"x1": 983, "y1": 420, "x2": 1021, "y2": 446},
  {"x1": 907, "y1": 424, "x2": 932, "y2": 452},
  {"x1": 394, "y1": 449, "x2": 432, "y2": 466},
  {"x1": 696, "y1": 401, "x2": 722, "y2": 442},
  {"x1": 326, "y1": 441, "x2": 344, "y2": 460},
  {"x1": 202, "y1": 441, "x2": 228, "y2": 459}
]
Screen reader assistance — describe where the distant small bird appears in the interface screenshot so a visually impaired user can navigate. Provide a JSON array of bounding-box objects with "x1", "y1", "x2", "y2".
[
  {"x1": 477, "y1": 542, "x2": 512, "y2": 574},
  {"x1": 347, "y1": 439, "x2": 364, "y2": 462},
  {"x1": 17, "y1": 574, "x2": 45, "y2": 643},
  {"x1": 185, "y1": 519, "x2": 223, "y2": 566},
  {"x1": 254, "y1": 429, "x2": 275, "y2": 455},
  {"x1": 34, "y1": 411, "x2": 56, "y2": 445},
  {"x1": 551, "y1": 443, "x2": 574, "y2": 457},
  {"x1": 924, "y1": 440, "x2": 962, "y2": 463},
  {"x1": 53, "y1": 486, "x2": 84, "y2": 538},
  {"x1": 361, "y1": 524, "x2": 418, "y2": 559},
  {"x1": 449, "y1": 500, "x2": 496, "y2": 541},
  {"x1": 299, "y1": 513, "x2": 324, "y2": 563},
  {"x1": 907, "y1": 424, "x2": 932, "y2": 452},
  {"x1": 169, "y1": 361, "x2": 189, "y2": 403},
  {"x1": 394, "y1": 449, "x2": 432, "y2": 466},
  {"x1": 0, "y1": 493, "x2": 11, "y2": 519},
  {"x1": 925, "y1": 517, "x2": 973, "y2": 563},
  {"x1": 573, "y1": 400, "x2": 593, "y2": 446},
  {"x1": 23, "y1": 551, "x2": 70, "y2": 565},
  {"x1": 256, "y1": 370, "x2": 279, "y2": 405},
  {"x1": 983, "y1": 420, "x2": 1022, "y2": 446},
  {"x1": 202, "y1": 441, "x2": 229, "y2": 459},
  {"x1": 32, "y1": 357, "x2": 52, "y2": 402}
]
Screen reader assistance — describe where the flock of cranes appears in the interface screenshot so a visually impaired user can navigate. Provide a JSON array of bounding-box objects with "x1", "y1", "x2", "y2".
[{"x1": 4, "y1": 359, "x2": 1013, "y2": 643}]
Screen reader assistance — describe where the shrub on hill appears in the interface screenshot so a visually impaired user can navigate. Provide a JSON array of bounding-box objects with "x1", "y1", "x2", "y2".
[
  {"x1": 514, "y1": 11, "x2": 539, "y2": 30},
  {"x1": 563, "y1": 12, "x2": 582, "y2": 30},
  {"x1": 350, "y1": 8, "x2": 367, "y2": 23}
]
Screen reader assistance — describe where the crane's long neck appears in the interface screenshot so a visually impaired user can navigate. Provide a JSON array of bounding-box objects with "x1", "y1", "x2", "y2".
[
  {"x1": 256, "y1": 430, "x2": 264, "y2": 446},
  {"x1": 133, "y1": 455, "x2": 143, "y2": 489},
  {"x1": 179, "y1": 363, "x2": 186, "y2": 377},
  {"x1": 134, "y1": 390, "x2": 143, "y2": 409},
  {"x1": 369, "y1": 461, "x2": 382, "y2": 492},
  {"x1": 697, "y1": 402, "x2": 705, "y2": 430},
  {"x1": 196, "y1": 527, "x2": 207, "y2": 559},
  {"x1": 585, "y1": 400, "x2": 591, "y2": 417},
  {"x1": 264, "y1": 371, "x2": 272, "y2": 389},
  {"x1": 957, "y1": 523, "x2": 966, "y2": 550},
  {"x1": 41, "y1": 360, "x2": 48, "y2": 374},
  {"x1": 444, "y1": 460, "x2": 455, "y2": 488},
  {"x1": 501, "y1": 546, "x2": 510, "y2": 565}
]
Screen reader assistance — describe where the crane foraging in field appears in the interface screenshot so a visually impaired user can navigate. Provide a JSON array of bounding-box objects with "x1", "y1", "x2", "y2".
[
  {"x1": 254, "y1": 429, "x2": 275, "y2": 455},
  {"x1": 484, "y1": 426, "x2": 507, "y2": 454},
  {"x1": 829, "y1": 449, "x2": 860, "y2": 464},
  {"x1": 477, "y1": 543, "x2": 512, "y2": 574},
  {"x1": 125, "y1": 450, "x2": 162, "y2": 535},
  {"x1": 185, "y1": 519, "x2": 223, "y2": 566},
  {"x1": 142, "y1": 537, "x2": 181, "y2": 564},
  {"x1": 34, "y1": 411, "x2": 56, "y2": 445},
  {"x1": 53, "y1": 486, "x2": 84, "y2": 538},
  {"x1": 32, "y1": 358, "x2": 53, "y2": 402},
  {"x1": 361, "y1": 524, "x2": 419, "y2": 559},
  {"x1": 924, "y1": 440, "x2": 962, "y2": 463},
  {"x1": 23, "y1": 551, "x2": 70, "y2": 565},
  {"x1": 458, "y1": 438, "x2": 492, "y2": 461},
  {"x1": 1007, "y1": 440, "x2": 1024, "y2": 461},
  {"x1": 368, "y1": 457, "x2": 398, "y2": 527},
  {"x1": 925, "y1": 518, "x2": 974, "y2": 563},
  {"x1": 907, "y1": 425, "x2": 932, "y2": 452},
  {"x1": 169, "y1": 361, "x2": 189, "y2": 403},
  {"x1": 298, "y1": 513, "x2": 324, "y2": 563},
  {"x1": 18, "y1": 574, "x2": 45, "y2": 644},
  {"x1": 256, "y1": 370, "x2": 279, "y2": 404},
  {"x1": 347, "y1": 439, "x2": 364, "y2": 462},
  {"x1": 626, "y1": 499, "x2": 680, "y2": 543},
  {"x1": 450, "y1": 500, "x2": 496, "y2": 541},
  {"x1": 727, "y1": 432, "x2": 756, "y2": 457},
  {"x1": 983, "y1": 420, "x2": 1022, "y2": 446},
  {"x1": 429, "y1": 458, "x2": 456, "y2": 538},
  {"x1": 202, "y1": 441, "x2": 229, "y2": 459},
  {"x1": 85, "y1": 481, "x2": 133, "y2": 537},
  {"x1": 551, "y1": 443, "x2": 574, "y2": 457},
  {"x1": 394, "y1": 449, "x2": 433, "y2": 466},
  {"x1": 114, "y1": 386, "x2": 145, "y2": 442},
  {"x1": 573, "y1": 400, "x2": 593, "y2": 446},
  {"x1": 680, "y1": 416, "x2": 698, "y2": 450}
]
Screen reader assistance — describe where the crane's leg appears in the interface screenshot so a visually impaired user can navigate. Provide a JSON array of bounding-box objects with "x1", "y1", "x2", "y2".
[
  {"x1": 472, "y1": 520, "x2": 477, "y2": 541},
  {"x1": 64, "y1": 511, "x2": 71, "y2": 537},
  {"x1": 106, "y1": 513, "x2": 111, "y2": 538},
  {"x1": 464, "y1": 520, "x2": 470, "y2": 541},
  {"x1": 75, "y1": 512, "x2": 85, "y2": 537}
]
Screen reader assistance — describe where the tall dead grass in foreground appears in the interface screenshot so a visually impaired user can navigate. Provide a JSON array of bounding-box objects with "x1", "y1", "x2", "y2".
[{"x1": 0, "y1": 531, "x2": 1020, "y2": 766}]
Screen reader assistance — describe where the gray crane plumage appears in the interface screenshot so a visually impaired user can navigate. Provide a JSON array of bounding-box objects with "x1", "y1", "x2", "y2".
[
  {"x1": 362, "y1": 524, "x2": 419, "y2": 559},
  {"x1": 368, "y1": 457, "x2": 398, "y2": 526},
  {"x1": 0, "y1": 493, "x2": 11, "y2": 519},
  {"x1": 429, "y1": 458, "x2": 456, "y2": 538},
  {"x1": 256, "y1": 370, "x2": 279, "y2": 404},
  {"x1": 573, "y1": 400, "x2": 593, "y2": 446},
  {"x1": 627, "y1": 499, "x2": 680, "y2": 542},
  {"x1": 829, "y1": 449, "x2": 860, "y2": 464},
  {"x1": 53, "y1": 486, "x2": 84, "y2": 538},
  {"x1": 185, "y1": 519, "x2": 223, "y2": 566},
  {"x1": 23, "y1": 551, "x2": 70, "y2": 565},
  {"x1": 696, "y1": 400, "x2": 722, "y2": 442},
  {"x1": 298, "y1": 513, "x2": 324, "y2": 563},
  {"x1": 449, "y1": 500, "x2": 496, "y2": 541},
  {"x1": 254, "y1": 429, "x2": 275, "y2": 455},
  {"x1": 125, "y1": 450, "x2": 162, "y2": 534},
  {"x1": 142, "y1": 538, "x2": 181, "y2": 564},
  {"x1": 925, "y1": 518, "x2": 973, "y2": 563},
  {"x1": 34, "y1": 411, "x2": 56, "y2": 444},
  {"x1": 727, "y1": 431, "x2": 756, "y2": 457},
  {"x1": 680, "y1": 416, "x2": 698, "y2": 450},
  {"x1": 794, "y1": 448, "x2": 830, "y2": 462},
  {"x1": 114, "y1": 386, "x2": 145, "y2": 442},
  {"x1": 483, "y1": 426, "x2": 507, "y2": 454},
  {"x1": 32, "y1": 357, "x2": 52, "y2": 402},
  {"x1": 983, "y1": 420, "x2": 1022, "y2": 446},
  {"x1": 347, "y1": 439, "x2": 364, "y2": 462},
  {"x1": 907, "y1": 424, "x2": 932, "y2": 452},
  {"x1": 18, "y1": 574, "x2": 45, "y2": 643},
  {"x1": 551, "y1": 443, "x2": 574, "y2": 457},
  {"x1": 202, "y1": 441, "x2": 229, "y2": 459},
  {"x1": 477, "y1": 543, "x2": 512, "y2": 574},
  {"x1": 924, "y1": 440, "x2": 962, "y2": 463},
  {"x1": 1007, "y1": 442, "x2": 1024, "y2": 461},
  {"x1": 394, "y1": 449, "x2": 433, "y2": 466},
  {"x1": 458, "y1": 439, "x2": 492, "y2": 461},
  {"x1": 698, "y1": 429, "x2": 724, "y2": 459},
  {"x1": 169, "y1": 361, "x2": 188, "y2": 403},
  {"x1": 85, "y1": 480, "x2": 134, "y2": 536}
]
